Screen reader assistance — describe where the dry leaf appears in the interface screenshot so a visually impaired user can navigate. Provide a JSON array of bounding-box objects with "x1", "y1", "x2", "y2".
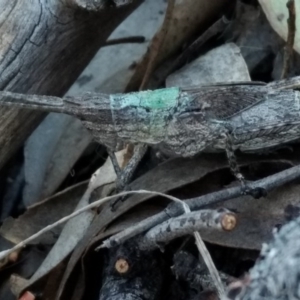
[
  {"x1": 126, "y1": 0, "x2": 231, "y2": 90},
  {"x1": 166, "y1": 43, "x2": 250, "y2": 87},
  {"x1": 18, "y1": 149, "x2": 126, "y2": 297}
]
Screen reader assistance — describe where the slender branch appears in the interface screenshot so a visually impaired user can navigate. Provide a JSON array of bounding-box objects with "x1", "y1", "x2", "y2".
[
  {"x1": 281, "y1": 0, "x2": 296, "y2": 79},
  {"x1": 0, "y1": 188, "x2": 225, "y2": 297},
  {"x1": 0, "y1": 190, "x2": 186, "y2": 262},
  {"x1": 137, "y1": 209, "x2": 236, "y2": 251},
  {"x1": 101, "y1": 164, "x2": 300, "y2": 249}
]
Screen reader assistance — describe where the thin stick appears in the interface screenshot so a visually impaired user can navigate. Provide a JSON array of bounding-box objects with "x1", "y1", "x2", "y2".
[
  {"x1": 0, "y1": 190, "x2": 186, "y2": 262},
  {"x1": 0, "y1": 189, "x2": 225, "y2": 297},
  {"x1": 101, "y1": 163, "x2": 300, "y2": 249},
  {"x1": 139, "y1": 0, "x2": 175, "y2": 90},
  {"x1": 137, "y1": 209, "x2": 236, "y2": 250},
  {"x1": 281, "y1": 0, "x2": 296, "y2": 79}
]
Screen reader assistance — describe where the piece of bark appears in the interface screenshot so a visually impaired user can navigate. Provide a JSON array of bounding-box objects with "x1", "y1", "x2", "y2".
[
  {"x1": 227, "y1": 215, "x2": 300, "y2": 300},
  {"x1": 0, "y1": 0, "x2": 143, "y2": 169},
  {"x1": 98, "y1": 241, "x2": 165, "y2": 300},
  {"x1": 172, "y1": 250, "x2": 234, "y2": 298}
]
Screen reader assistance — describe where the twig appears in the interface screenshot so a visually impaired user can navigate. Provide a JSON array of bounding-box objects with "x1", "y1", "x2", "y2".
[
  {"x1": 0, "y1": 189, "x2": 225, "y2": 298},
  {"x1": 101, "y1": 164, "x2": 300, "y2": 249},
  {"x1": 0, "y1": 190, "x2": 186, "y2": 262},
  {"x1": 139, "y1": 0, "x2": 175, "y2": 90},
  {"x1": 103, "y1": 36, "x2": 145, "y2": 47},
  {"x1": 129, "y1": 209, "x2": 236, "y2": 251},
  {"x1": 281, "y1": 0, "x2": 296, "y2": 79}
]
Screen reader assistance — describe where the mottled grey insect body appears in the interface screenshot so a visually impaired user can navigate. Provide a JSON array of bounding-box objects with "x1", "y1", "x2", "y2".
[
  {"x1": 227, "y1": 88, "x2": 300, "y2": 152},
  {"x1": 1, "y1": 77, "x2": 300, "y2": 159}
]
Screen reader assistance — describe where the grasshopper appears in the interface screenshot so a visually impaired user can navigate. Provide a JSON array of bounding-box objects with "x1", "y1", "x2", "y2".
[{"x1": 1, "y1": 76, "x2": 300, "y2": 192}]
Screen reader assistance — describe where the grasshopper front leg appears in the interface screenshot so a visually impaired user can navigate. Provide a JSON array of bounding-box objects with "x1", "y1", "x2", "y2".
[
  {"x1": 108, "y1": 144, "x2": 148, "y2": 210},
  {"x1": 108, "y1": 144, "x2": 148, "y2": 191}
]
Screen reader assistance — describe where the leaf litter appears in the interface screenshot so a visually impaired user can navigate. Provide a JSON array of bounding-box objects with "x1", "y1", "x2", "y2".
[{"x1": 1, "y1": 0, "x2": 300, "y2": 299}]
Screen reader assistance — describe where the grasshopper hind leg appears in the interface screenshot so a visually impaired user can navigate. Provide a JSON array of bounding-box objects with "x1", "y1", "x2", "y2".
[
  {"x1": 83, "y1": 120, "x2": 148, "y2": 209},
  {"x1": 222, "y1": 132, "x2": 267, "y2": 199}
]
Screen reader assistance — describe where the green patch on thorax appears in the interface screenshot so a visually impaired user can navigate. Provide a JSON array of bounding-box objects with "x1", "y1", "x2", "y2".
[
  {"x1": 139, "y1": 87, "x2": 179, "y2": 109},
  {"x1": 112, "y1": 87, "x2": 180, "y2": 110}
]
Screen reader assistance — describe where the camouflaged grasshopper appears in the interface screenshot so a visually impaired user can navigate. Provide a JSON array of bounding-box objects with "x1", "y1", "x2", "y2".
[{"x1": 1, "y1": 76, "x2": 300, "y2": 189}]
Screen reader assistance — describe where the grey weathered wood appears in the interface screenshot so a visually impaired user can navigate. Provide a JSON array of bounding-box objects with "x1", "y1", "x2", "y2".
[
  {"x1": 0, "y1": 0, "x2": 143, "y2": 168},
  {"x1": 229, "y1": 215, "x2": 300, "y2": 300}
]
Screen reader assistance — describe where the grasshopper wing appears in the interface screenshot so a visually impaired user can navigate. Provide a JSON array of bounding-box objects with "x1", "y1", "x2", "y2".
[{"x1": 182, "y1": 82, "x2": 269, "y2": 120}]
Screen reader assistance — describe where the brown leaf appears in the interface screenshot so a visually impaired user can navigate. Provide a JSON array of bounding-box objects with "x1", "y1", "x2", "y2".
[
  {"x1": 55, "y1": 154, "x2": 229, "y2": 300},
  {"x1": 166, "y1": 43, "x2": 250, "y2": 87},
  {"x1": 55, "y1": 152, "x2": 294, "y2": 300},
  {"x1": 126, "y1": 0, "x2": 231, "y2": 91},
  {"x1": 200, "y1": 161, "x2": 300, "y2": 250},
  {"x1": 0, "y1": 183, "x2": 88, "y2": 245}
]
